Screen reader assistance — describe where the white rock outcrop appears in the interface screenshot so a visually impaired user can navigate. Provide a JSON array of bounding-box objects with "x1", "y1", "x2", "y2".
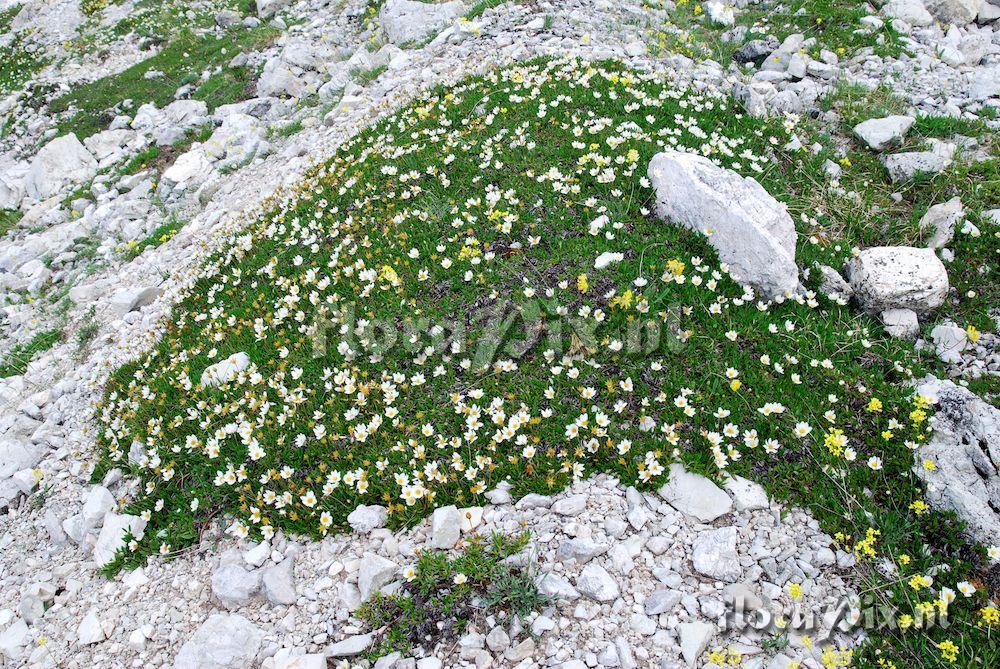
[
  {"x1": 380, "y1": 0, "x2": 466, "y2": 46},
  {"x1": 915, "y1": 377, "x2": 1000, "y2": 546},
  {"x1": 25, "y1": 134, "x2": 97, "y2": 200}
]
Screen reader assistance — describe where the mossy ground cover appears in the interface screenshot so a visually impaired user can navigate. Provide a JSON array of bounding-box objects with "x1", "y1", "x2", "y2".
[
  {"x1": 0, "y1": 4, "x2": 47, "y2": 97},
  {"x1": 49, "y1": 23, "x2": 279, "y2": 140},
  {"x1": 95, "y1": 58, "x2": 998, "y2": 666},
  {"x1": 643, "y1": 0, "x2": 902, "y2": 65}
]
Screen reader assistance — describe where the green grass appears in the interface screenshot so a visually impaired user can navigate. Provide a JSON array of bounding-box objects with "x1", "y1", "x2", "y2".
[
  {"x1": 0, "y1": 329, "x2": 62, "y2": 378},
  {"x1": 0, "y1": 208, "x2": 22, "y2": 237},
  {"x1": 49, "y1": 24, "x2": 279, "y2": 140},
  {"x1": 353, "y1": 63, "x2": 388, "y2": 85},
  {"x1": 358, "y1": 532, "x2": 539, "y2": 658},
  {"x1": 121, "y1": 215, "x2": 187, "y2": 260},
  {"x1": 465, "y1": 0, "x2": 509, "y2": 19},
  {"x1": 76, "y1": 306, "x2": 100, "y2": 353},
  {"x1": 94, "y1": 58, "x2": 998, "y2": 667},
  {"x1": 269, "y1": 119, "x2": 303, "y2": 139}
]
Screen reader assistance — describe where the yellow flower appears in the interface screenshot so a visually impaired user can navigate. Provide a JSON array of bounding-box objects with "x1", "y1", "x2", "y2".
[
  {"x1": 979, "y1": 605, "x2": 999, "y2": 627},
  {"x1": 909, "y1": 500, "x2": 929, "y2": 515},
  {"x1": 866, "y1": 397, "x2": 883, "y2": 413},
  {"x1": 788, "y1": 582, "x2": 804, "y2": 599},
  {"x1": 966, "y1": 325, "x2": 979, "y2": 343},
  {"x1": 577, "y1": 273, "x2": 589, "y2": 293},
  {"x1": 730, "y1": 379, "x2": 742, "y2": 391},
  {"x1": 935, "y1": 639, "x2": 959, "y2": 663}
]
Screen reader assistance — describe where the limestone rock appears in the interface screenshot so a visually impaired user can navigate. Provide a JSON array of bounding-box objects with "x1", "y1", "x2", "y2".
[
  {"x1": 358, "y1": 552, "x2": 397, "y2": 601},
  {"x1": 430, "y1": 504, "x2": 463, "y2": 548},
  {"x1": 109, "y1": 285, "x2": 161, "y2": 317},
  {"x1": 262, "y1": 557, "x2": 297, "y2": 605},
  {"x1": 648, "y1": 150, "x2": 798, "y2": 298},
  {"x1": 679, "y1": 621, "x2": 716, "y2": 667},
  {"x1": 347, "y1": 504, "x2": 388, "y2": 533},
  {"x1": 853, "y1": 115, "x2": 914, "y2": 151},
  {"x1": 883, "y1": 0, "x2": 935, "y2": 25},
  {"x1": 93, "y1": 513, "x2": 147, "y2": 567},
  {"x1": 657, "y1": 463, "x2": 733, "y2": 522},
  {"x1": 380, "y1": 0, "x2": 465, "y2": 46},
  {"x1": 77, "y1": 610, "x2": 106, "y2": 645},
  {"x1": 691, "y1": 526, "x2": 742, "y2": 582},
  {"x1": 256, "y1": 0, "x2": 291, "y2": 18},
  {"x1": 914, "y1": 377, "x2": 1000, "y2": 545},
  {"x1": 918, "y1": 197, "x2": 964, "y2": 249},
  {"x1": 201, "y1": 352, "x2": 251, "y2": 388},
  {"x1": 575, "y1": 562, "x2": 620, "y2": 602},
  {"x1": 884, "y1": 141, "x2": 955, "y2": 182},
  {"x1": 174, "y1": 614, "x2": 263, "y2": 669},
  {"x1": 925, "y1": 0, "x2": 979, "y2": 23},
  {"x1": 930, "y1": 322, "x2": 968, "y2": 363},
  {"x1": 536, "y1": 572, "x2": 581, "y2": 601},
  {"x1": 327, "y1": 633, "x2": 373, "y2": 658},
  {"x1": 25, "y1": 134, "x2": 97, "y2": 200},
  {"x1": 845, "y1": 247, "x2": 948, "y2": 313},
  {"x1": 881, "y1": 308, "x2": 920, "y2": 340},
  {"x1": 723, "y1": 475, "x2": 768, "y2": 511},
  {"x1": 212, "y1": 564, "x2": 261, "y2": 609}
]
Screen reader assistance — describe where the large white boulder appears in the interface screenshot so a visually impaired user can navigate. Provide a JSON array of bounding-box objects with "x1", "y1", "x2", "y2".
[
  {"x1": 915, "y1": 377, "x2": 1000, "y2": 546},
  {"x1": 25, "y1": 134, "x2": 97, "y2": 200},
  {"x1": 648, "y1": 151, "x2": 798, "y2": 298},
  {"x1": 174, "y1": 614, "x2": 263, "y2": 669},
  {"x1": 380, "y1": 0, "x2": 466, "y2": 46},
  {"x1": 845, "y1": 246, "x2": 948, "y2": 313}
]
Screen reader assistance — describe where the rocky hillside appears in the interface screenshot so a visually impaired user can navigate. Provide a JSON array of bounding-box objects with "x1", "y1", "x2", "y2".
[{"x1": 0, "y1": 1, "x2": 999, "y2": 668}]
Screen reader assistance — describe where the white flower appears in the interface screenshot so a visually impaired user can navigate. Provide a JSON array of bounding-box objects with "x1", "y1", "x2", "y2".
[{"x1": 956, "y1": 581, "x2": 976, "y2": 597}]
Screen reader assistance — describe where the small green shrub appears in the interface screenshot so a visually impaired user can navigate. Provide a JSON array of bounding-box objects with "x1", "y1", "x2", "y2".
[{"x1": 357, "y1": 533, "x2": 538, "y2": 658}]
